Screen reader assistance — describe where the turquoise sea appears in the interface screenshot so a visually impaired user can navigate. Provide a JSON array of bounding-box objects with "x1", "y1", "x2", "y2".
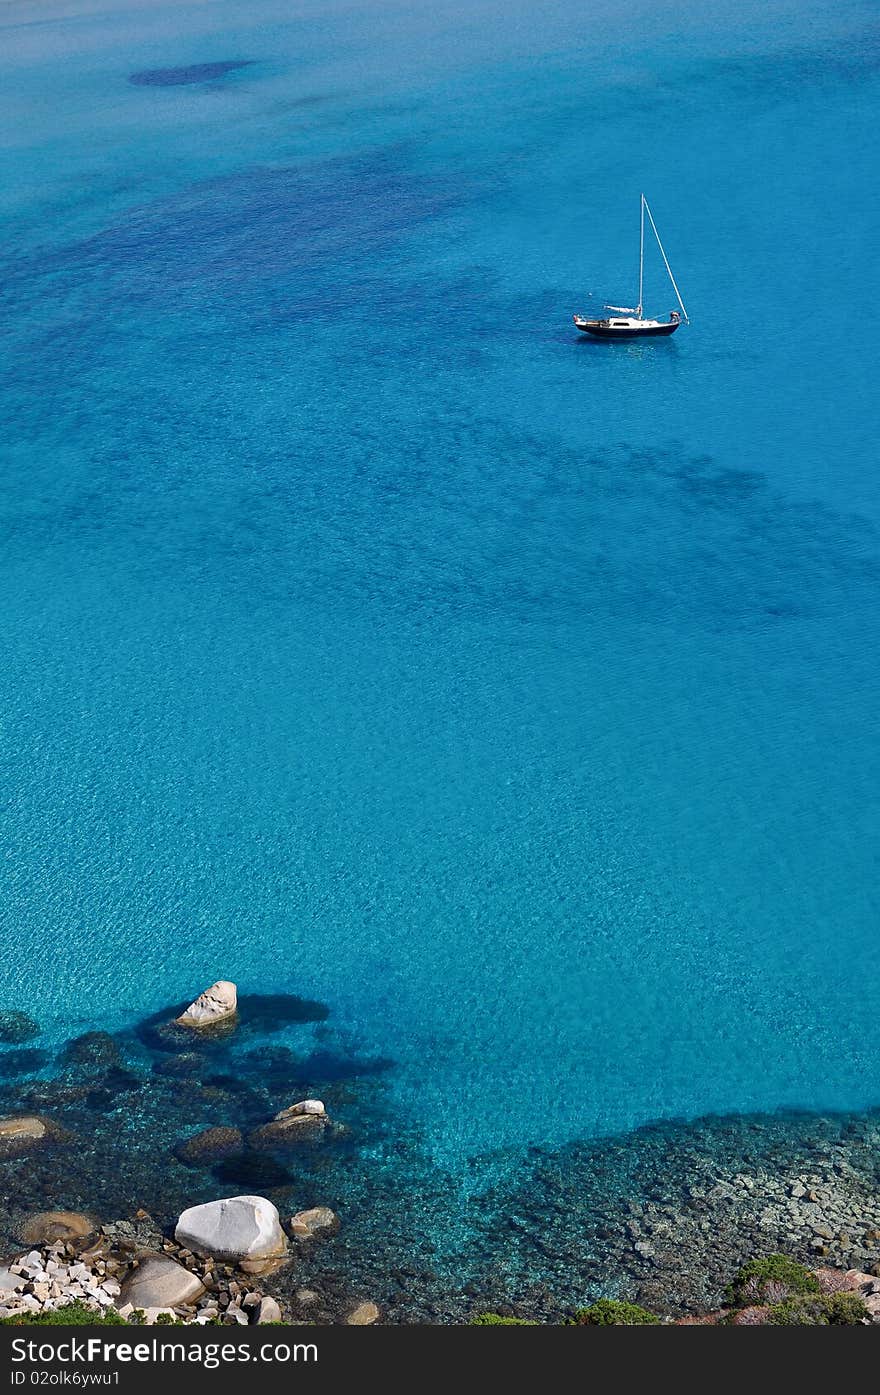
[{"x1": 1, "y1": 0, "x2": 879, "y2": 1236}]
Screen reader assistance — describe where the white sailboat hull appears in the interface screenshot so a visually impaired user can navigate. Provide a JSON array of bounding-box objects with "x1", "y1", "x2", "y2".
[{"x1": 573, "y1": 314, "x2": 681, "y2": 338}]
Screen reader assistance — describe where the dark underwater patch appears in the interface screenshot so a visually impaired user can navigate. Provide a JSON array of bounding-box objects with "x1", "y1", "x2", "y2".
[
  {"x1": 296, "y1": 1048, "x2": 394, "y2": 1084},
  {"x1": 0, "y1": 1048, "x2": 50, "y2": 1077},
  {"x1": 128, "y1": 61, "x2": 253, "y2": 88},
  {"x1": 203, "y1": 1073, "x2": 254, "y2": 1094},
  {"x1": 240, "y1": 1045, "x2": 302, "y2": 1092},
  {"x1": 237, "y1": 992, "x2": 330, "y2": 1032},
  {"x1": 211, "y1": 1151, "x2": 294, "y2": 1190},
  {"x1": 133, "y1": 1003, "x2": 228, "y2": 1054},
  {"x1": 0, "y1": 1012, "x2": 40, "y2": 1044},
  {"x1": 152, "y1": 1053, "x2": 203, "y2": 1080},
  {"x1": 58, "y1": 1031, "x2": 123, "y2": 1072},
  {"x1": 101, "y1": 1066, "x2": 143, "y2": 1094}
]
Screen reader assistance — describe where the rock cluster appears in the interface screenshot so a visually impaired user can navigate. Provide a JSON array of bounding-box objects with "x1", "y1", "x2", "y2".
[
  {"x1": 0, "y1": 1222, "x2": 289, "y2": 1326},
  {"x1": 618, "y1": 1157, "x2": 880, "y2": 1307},
  {"x1": 0, "y1": 1243, "x2": 121, "y2": 1319},
  {"x1": 470, "y1": 1116, "x2": 880, "y2": 1323},
  {"x1": 174, "y1": 1126, "x2": 244, "y2": 1167}
]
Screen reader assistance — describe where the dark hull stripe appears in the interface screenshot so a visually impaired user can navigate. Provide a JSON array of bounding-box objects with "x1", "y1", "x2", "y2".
[{"x1": 575, "y1": 322, "x2": 680, "y2": 338}]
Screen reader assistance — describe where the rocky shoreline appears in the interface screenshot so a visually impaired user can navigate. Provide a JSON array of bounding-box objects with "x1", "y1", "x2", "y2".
[
  {"x1": 0, "y1": 1201, "x2": 377, "y2": 1326},
  {"x1": 3, "y1": 983, "x2": 880, "y2": 1325},
  {"x1": 3, "y1": 1202, "x2": 880, "y2": 1326}
]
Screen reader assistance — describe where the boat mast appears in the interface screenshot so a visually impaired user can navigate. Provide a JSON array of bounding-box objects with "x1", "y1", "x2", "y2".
[
  {"x1": 642, "y1": 196, "x2": 689, "y2": 323},
  {"x1": 637, "y1": 193, "x2": 644, "y2": 318}
]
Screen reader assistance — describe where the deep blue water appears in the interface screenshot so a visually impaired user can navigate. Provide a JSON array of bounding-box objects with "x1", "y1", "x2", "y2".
[{"x1": 1, "y1": 0, "x2": 879, "y2": 1190}]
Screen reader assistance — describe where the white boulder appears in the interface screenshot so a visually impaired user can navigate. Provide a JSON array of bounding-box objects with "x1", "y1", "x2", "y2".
[
  {"x1": 281, "y1": 1099, "x2": 326, "y2": 1117},
  {"x1": 175, "y1": 1196, "x2": 287, "y2": 1263},
  {"x1": 176, "y1": 981, "x2": 237, "y2": 1029}
]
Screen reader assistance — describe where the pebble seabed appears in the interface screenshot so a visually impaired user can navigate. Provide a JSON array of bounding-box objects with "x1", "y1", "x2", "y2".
[{"x1": 1, "y1": 995, "x2": 879, "y2": 1323}]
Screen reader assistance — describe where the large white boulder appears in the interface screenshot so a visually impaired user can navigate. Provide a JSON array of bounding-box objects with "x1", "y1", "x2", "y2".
[
  {"x1": 175, "y1": 981, "x2": 237, "y2": 1029},
  {"x1": 119, "y1": 1255, "x2": 205, "y2": 1310},
  {"x1": 175, "y1": 1196, "x2": 287, "y2": 1263}
]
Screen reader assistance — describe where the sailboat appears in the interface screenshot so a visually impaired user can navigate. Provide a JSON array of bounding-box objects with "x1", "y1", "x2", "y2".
[{"x1": 573, "y1": 194, "x2": 689, "y2": 338}]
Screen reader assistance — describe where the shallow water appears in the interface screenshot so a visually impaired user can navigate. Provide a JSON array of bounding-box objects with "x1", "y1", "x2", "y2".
[{"x1": 1, "y1": 0, "x2": 879, "y2": 1218}]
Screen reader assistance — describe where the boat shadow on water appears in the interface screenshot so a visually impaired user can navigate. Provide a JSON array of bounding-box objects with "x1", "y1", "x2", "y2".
[{"x1": 573, "y1": 333, "x2": 681, "y2": 359}]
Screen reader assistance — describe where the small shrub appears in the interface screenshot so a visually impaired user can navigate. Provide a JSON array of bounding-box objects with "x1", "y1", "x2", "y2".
[
  {"x1": 1, "y1": 1302, "x2": 126, "y2": 1326},
  {"x1": 725, "y1": 1305, "x2": 773, "y2": 1326},
  {"x1": 725, "y1": 1254, "x2": 820, "y2": 1307},
  {"x1": 470, "y1": 1313, "x2": 539, "y2": 1326},
  {"x1": 767, "y1": 1293, "x2": 868, "y2": 1326},
  {"x1": 572, "y1": 1299, "x2": 660, "y2": 1326}
]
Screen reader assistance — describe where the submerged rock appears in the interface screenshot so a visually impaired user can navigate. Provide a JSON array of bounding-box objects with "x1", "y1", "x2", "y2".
[
  {"x1": 248, "y1": 1099, "x2": 328, "y2": 1151},
  {"x1": 174, "y1": 1195, "x2": 287, "y2": 1263},
  {"x1": 174, "y1": 1126, "x2": 244, "y2": 1167},
  {"x1": 154, "y1": 1053, "x2": 203, "y2": 1079},
  {"x1": 119, "y1": 1255, "x2": 205, "y2": 1310},
  {"x1": 0, "y1": 1049, "x2": 50, "y2": 1077},
  {"x1": 19, "y1": 1211, "x2": 96, "y2": 1246},
  {"x1": 0, "y1": 1013, "x2": 40, "y2": 1045},
  {"x1": 8, "y1": 1079, "x2": 91, "y2": 1110},
  {"x1": 247, "y1": 1116, "x2": 325, "y2": 1150},
  {"x1": 345, "y1": 1300, "x2": 381, "y2": 1325},
  {"x1": 0, "y1": 1115, "x2": 69, "y2": 1158},
  {"x1": 176, "y1": 981, "x2": 238, "y2": 1030},
  {"x1": 100, "y1": 1066, "x2": 143, "y2": 1094},
  {"x1": 58, "y1": 1032, "x2": 122, "y2": 1071},
  {"x1": 289, "y1": 1207, "x2": 339, "y2": 1241}
]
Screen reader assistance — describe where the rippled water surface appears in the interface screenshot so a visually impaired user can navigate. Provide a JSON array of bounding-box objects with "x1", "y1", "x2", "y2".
[{"x1": 1, "y1": 0, "x2": 879, "y2": 1204}]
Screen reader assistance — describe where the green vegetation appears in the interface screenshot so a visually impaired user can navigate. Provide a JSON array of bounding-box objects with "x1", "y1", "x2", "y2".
[
  {"x1": 470, "y1": 1312, "x2": 539, "y2": 1325},
  {"x1": 572, "y1": 1299, "x2": 660, "y2": 1326},
  {"x1": 767, "y1": 1293, "x2": 868, "y2": 1326},
  {"x1": 1, "y1": 1302, "x2": 126, "y2": 1326},
  {"x1": 725, "y1": 1254, "x2": 820, "y2": 1307}
]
